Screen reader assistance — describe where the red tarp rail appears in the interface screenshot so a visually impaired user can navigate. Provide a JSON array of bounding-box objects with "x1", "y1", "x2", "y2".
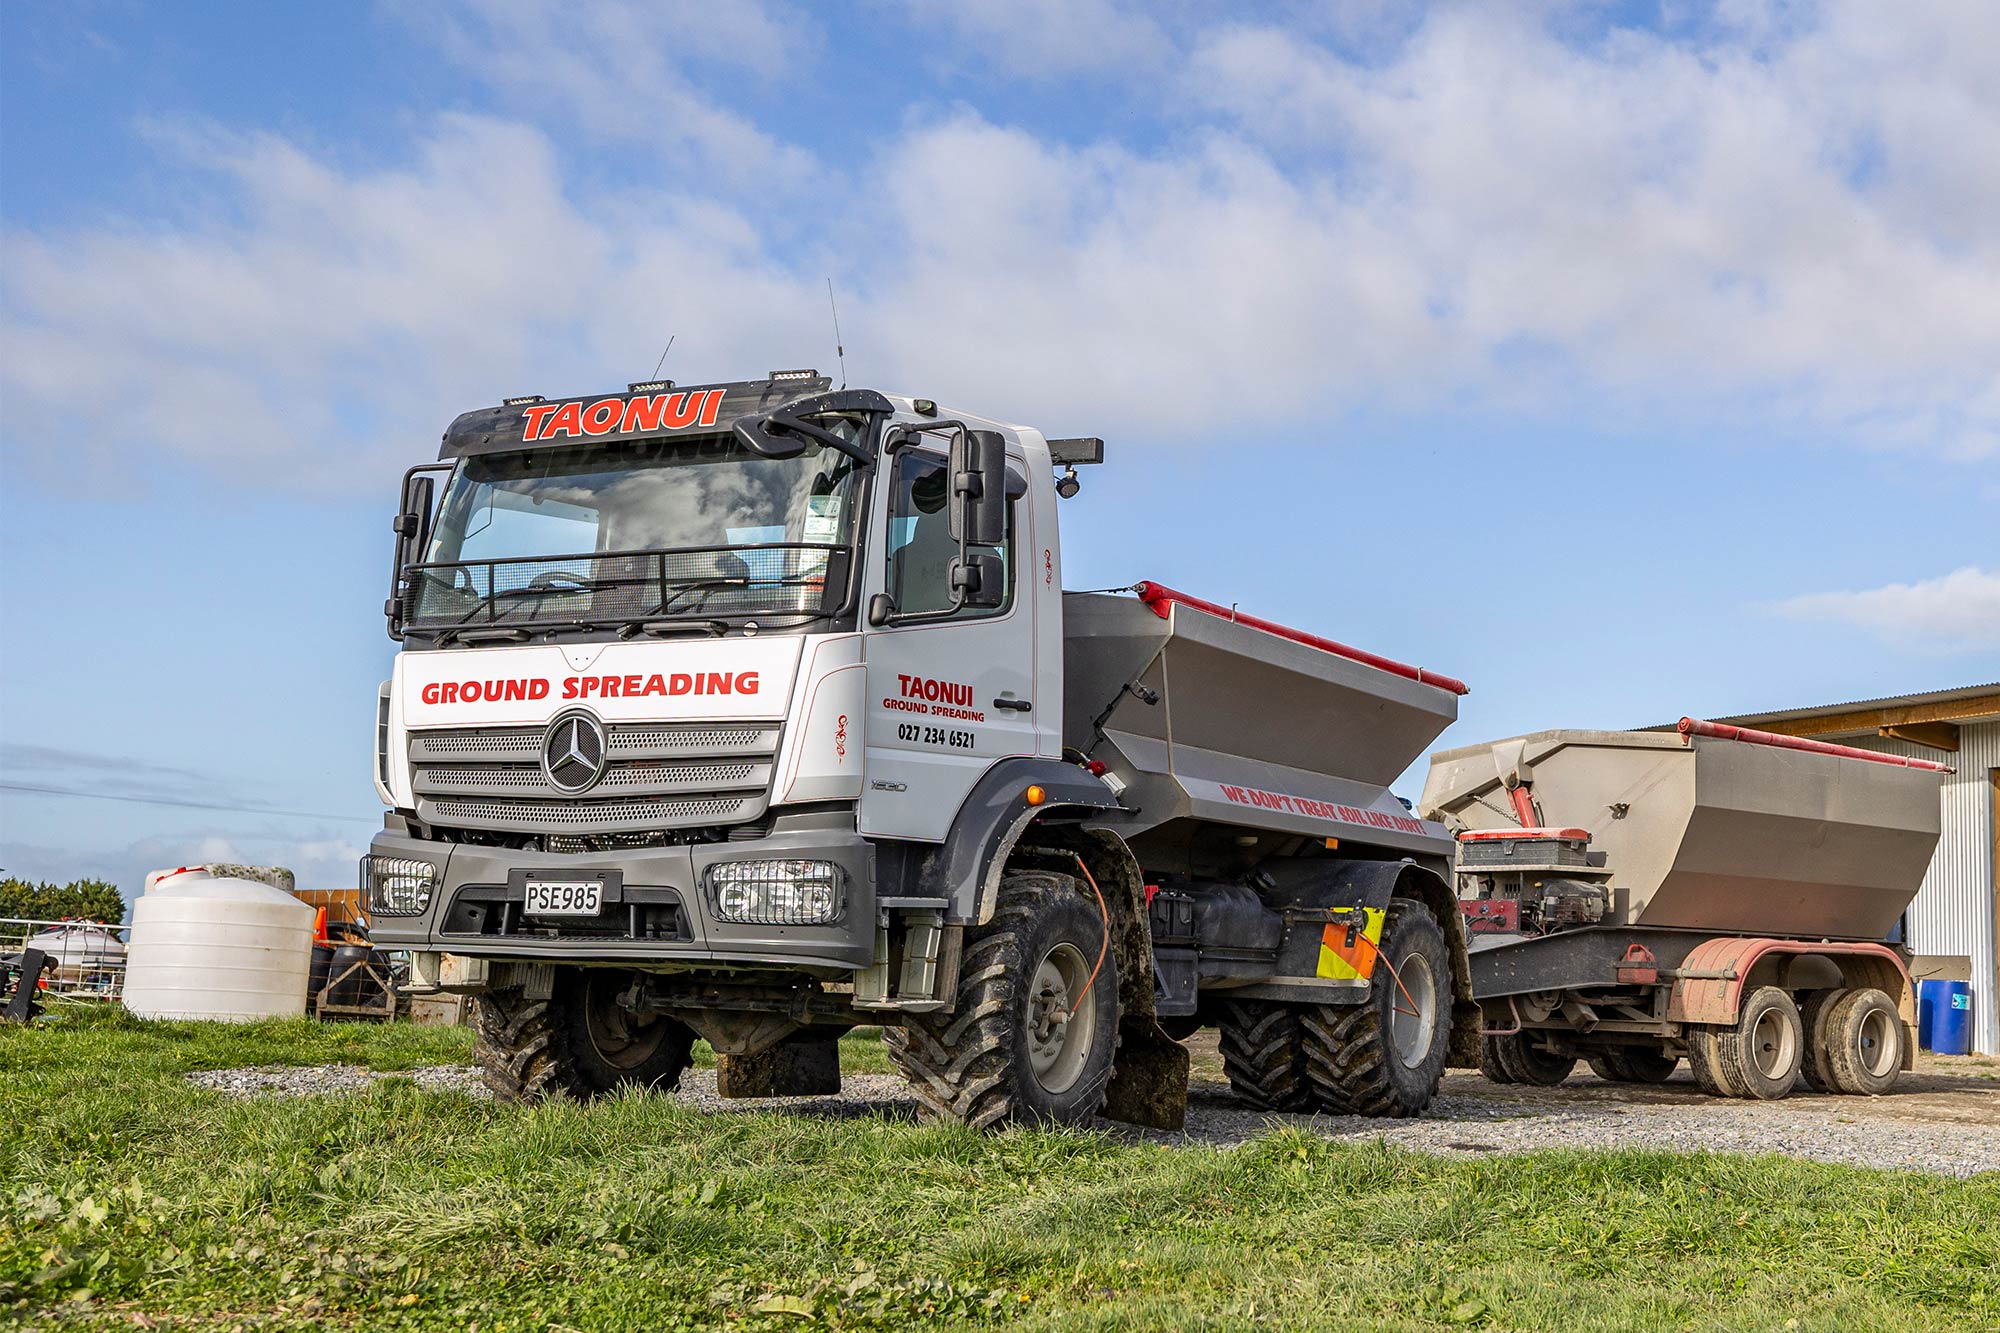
[
  {"x1": 1677, "y1": 717, "x2": 1956, "y2": 773},
  {"x1": 1132, "y1": 581, "x2": 1470, "y2": 696}
]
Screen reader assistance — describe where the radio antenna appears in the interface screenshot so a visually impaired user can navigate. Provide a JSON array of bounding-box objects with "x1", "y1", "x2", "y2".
[
  {"x1": 826, "y1": 279, "x2": 846, "y2": 388},
  {"x1": 650, "y1": 335, "x2": 675, "y2": 382}
]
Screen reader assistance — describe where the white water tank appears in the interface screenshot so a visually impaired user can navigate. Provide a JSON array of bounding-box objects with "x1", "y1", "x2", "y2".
[{"x1": 123, "y1": 868, "x2": 315, "y2": 1021}]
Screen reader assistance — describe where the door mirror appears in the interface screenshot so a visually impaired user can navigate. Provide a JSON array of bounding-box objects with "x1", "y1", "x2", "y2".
[
  {"x1": 394, "y1": 474, "x2": 436, "y2": 572},
  {"x1": 866, "y1": 592, "x2": 896, "y2": 627},
  {"x1": 951, "y1": 551, "x2": 1006, "y2": 609},
  {"x1": 949, "y1": 430, "x2": 1007, "y2": 549},
  {"x1": 386, "y1": 468, "x2": 446, "y2": 638}
]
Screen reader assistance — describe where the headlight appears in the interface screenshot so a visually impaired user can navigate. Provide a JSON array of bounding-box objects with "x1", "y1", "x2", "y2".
[
  {"x1": 364, "y1": 855, "x2": 436, "y2": 917},
  {"x1": 708, "y1": 860, "x2": 843, "y2": 925}
]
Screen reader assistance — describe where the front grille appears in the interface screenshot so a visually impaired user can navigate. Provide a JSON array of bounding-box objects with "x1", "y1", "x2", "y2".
[
  {"x1": 418, "y1": 759, "x2": 762, "y2": 796},
  {"x1": 410, "y1": 721, "x2": 778, "y2": 834},
  {"x1": 424, "y1": 792, "x2": 763, "y2": 832}
]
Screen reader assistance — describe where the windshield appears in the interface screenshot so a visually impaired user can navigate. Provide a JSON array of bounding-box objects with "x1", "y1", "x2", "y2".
[{"x1": 404, "y1": 427, "x2": 867, "y2": 633}]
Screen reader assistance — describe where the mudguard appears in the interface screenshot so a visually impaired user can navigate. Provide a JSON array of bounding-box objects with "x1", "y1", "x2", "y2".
[{"x1": 937, "y1": 758, "x2": 1118, "y2": 923}]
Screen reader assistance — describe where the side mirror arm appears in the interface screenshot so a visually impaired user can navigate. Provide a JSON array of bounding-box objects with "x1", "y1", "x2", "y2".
[{"x1": 754, "y1": 403, "x2": 876, "y2": 466}]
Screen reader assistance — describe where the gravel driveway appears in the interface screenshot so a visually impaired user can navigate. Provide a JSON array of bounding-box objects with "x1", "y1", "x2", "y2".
[{"x1": 187, "y1": 1041, "x2": 2000, "y2": 1178}]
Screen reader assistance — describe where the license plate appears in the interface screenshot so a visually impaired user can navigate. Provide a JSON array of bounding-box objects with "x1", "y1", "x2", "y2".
[{"x1": 523, "y1": 877, "x2": 603, "y2": 917}]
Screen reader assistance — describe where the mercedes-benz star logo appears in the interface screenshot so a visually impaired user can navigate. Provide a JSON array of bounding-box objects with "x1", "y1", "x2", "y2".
[{"x1": 541, "y1": 709, "x2": 608, "y2": 794}]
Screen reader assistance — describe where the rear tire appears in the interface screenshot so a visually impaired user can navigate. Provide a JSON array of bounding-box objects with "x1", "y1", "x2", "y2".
[
  {"x1": 1822, "y1": 987, "x2": 1903, "y2": 1096},
  {"x1": 1491, "y1": 1032, "x2": 1577, "y2": 1086},
  {"x1": 1589, "y1": 1048, "x2": 1679, "y2": 1084},
  {"x1": 473, "y1": 967, "x2": 696, "y2": 1103},
  {"x1": 1215, "y1": 999, "x2": 1311, "y2": 1111},
  {"x1": 1686, "y1": 1025, "x2": 1741, "y2": 1097},
  {"x1": 1300, "y1": 900, "x2": 1453, "y2": 1117},
  {"x1": 1479, "y1": 1034, "x2": 1518, "y2": 1085},
  {"x1": 1587, "y1": 1051, "x2": 1633, "y2": 1081},
  {"x1": 884, "y1": 870, "x2": 1119, "y2": 1128},
  {"x1": 1711, "y1": 985, "x2": 1804, "y2": 1100},
  {"x1": 1799, "y1": 988, "x2": 1847, "y2": 1092}
]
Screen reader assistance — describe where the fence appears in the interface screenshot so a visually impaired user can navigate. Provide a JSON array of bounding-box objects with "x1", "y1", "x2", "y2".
[{"x1": 2, "y1": 918, "x2": 130, "y2": 1002}]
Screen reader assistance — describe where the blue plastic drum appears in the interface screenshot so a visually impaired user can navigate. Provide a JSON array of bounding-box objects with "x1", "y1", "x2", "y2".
[{"x1": 1918, "y1": 979, "x2": 1973, "y2": 1055}]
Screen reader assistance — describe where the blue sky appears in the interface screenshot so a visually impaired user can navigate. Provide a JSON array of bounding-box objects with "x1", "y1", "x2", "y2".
[{"x1": 3, "y1": 0, "x2": 1996, "y2": 908}]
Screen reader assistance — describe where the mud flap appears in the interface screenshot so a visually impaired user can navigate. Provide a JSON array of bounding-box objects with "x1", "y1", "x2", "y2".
[
  {"x1": 1102, "y1": 1016, "x2": 1189, "y2": 1130},
  {"x1": 714, "y1": 1031, "x2": 843, "y2": 1098}
]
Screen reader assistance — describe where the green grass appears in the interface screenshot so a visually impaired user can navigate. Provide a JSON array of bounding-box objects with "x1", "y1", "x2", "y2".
[{"x1": 2, "y1": 1008, "x2": 1994, "y2": 1331}]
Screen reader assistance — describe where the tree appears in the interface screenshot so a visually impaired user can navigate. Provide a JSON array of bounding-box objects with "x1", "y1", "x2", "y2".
[{"x1": 0, "y1": 878, "x2": 127, "y2": 925}]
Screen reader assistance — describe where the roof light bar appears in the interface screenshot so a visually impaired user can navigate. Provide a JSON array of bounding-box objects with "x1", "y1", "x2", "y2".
[
  {"x1": 627, "y1": 379, "x2": 675, "y2": 393},
  {"x1": 502, "y1": 395, "x2": 545, "y2": 406},
  {"x1": 768, "y1": 368, "x2": 819, "y2": 381}
]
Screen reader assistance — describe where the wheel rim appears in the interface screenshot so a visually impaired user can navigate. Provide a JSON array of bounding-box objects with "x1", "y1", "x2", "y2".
[
  {"x1": 1856, "y1": 1006, "x2": 1897, "y2": 1078},
  {"x1": 1025, "y1": 942, "x2": 1097, "y2": 1095},
  {"x1": 1388, "y1": 951, "x2": 1438, "y2": 1069},
  {"x1": 1749, "y1": 1005, "x2": 1798, "y2": 1081},
  {"x1": 582, "y1": 974, "x2": 669, "y2": 1072}
]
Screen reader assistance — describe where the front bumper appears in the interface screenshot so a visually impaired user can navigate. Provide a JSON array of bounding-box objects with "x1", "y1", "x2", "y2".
[{"x1": 365, "y1": 826, "x2": 877, "y2": 971}]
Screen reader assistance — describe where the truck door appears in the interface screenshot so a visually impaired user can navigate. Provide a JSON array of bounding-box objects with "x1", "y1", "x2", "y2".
[{"x1": 860, "y1": 438, "x2": 1048, "y2": 840}]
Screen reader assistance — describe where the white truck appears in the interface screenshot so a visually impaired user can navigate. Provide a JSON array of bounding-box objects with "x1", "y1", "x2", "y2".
[{"x1": 370, "y1": 373, "x2": 1477, "y2": 1128}]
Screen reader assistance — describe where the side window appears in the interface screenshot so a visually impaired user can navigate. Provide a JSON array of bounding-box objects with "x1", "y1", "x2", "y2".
[{"x1": 885, "y1": 449, "x2": 1013, "y2": 618}]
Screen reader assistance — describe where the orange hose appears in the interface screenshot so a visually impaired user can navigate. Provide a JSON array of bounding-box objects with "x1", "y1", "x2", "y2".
[
  {"x1": 1375, "y1": 940, "x2": 1423, "y2": 1019},
  {"x1": 1064, "y1": 854, "x2": 1112, "y2": 1019}
]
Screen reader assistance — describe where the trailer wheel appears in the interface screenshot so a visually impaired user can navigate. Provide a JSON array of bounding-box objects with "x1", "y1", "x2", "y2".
[
  {"x1": 1300, "y1": 899, "x2": 1453, "y2": 1117},
  {"x1": 884, "y1": 870, "x2": 1119, "y2": 1128},
  {"x1": 1478, "y1": 1034, "x2": 1518, "y2": 1085},
  {"x1": 1215, "y1": 1000, "x2": 1311, "y2": 1111},
  {"x1": 473, "y1": 968, "x2": 695, "y2": 1103},
  {"x1": 1686, "y1": 1026, "x2": 1741, "y2": 1097},
  {"x1": 1822, "y1": 987, "x2": 1903, "y2": 1096},
  {"x1": 1711, "y1": 985, "x2": 1804, "y2": 1100},
  {"x1": 1592, "y1": 1048, "x2": 1679, "y2": 1084},
  {"x1": 1799, "y1": 988, "x2": 1847, "y2": 1092},
  {"x1": 1490, "y1": 1032, "x2": 1576, "y2": 1086}
]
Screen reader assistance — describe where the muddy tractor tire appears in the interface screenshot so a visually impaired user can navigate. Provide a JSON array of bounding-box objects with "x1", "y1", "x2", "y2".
[
  {"x1": 1216, "y1": 999, "x2": 1312, "y2": 1111},
  {"x1": 1712, "y1": 985, "x2": 1805, "y2": 1100},
  {"x1": 473, "y1": 967, "x2": 696, "y2": 1103},
  {"x1": 885, "y1": 870, "x2": 1119, "y2": 1129},
  {"x1": 1822, "y1": 987, "x2": 1904, "y2": 1096},
  {"x1": 1300, "y1": 899, "x2": 1454, "y2": 1117}
]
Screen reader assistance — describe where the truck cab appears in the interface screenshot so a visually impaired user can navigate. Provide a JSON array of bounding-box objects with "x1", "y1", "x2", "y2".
[{"x1": 371, "y1": 373, "x2": 1082, "y2": 958}]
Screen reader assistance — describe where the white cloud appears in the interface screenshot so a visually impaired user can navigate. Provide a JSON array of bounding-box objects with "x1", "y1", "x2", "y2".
[
  {"x1": 3, "y1": 2, "x2": 1998, "y2": 489},
  {"x1": 1776, "y1": 566, "x2": 2000, "y2": 650},
  {"x1": 1184, "y1": 4, "x2": 2000, "y2": 455},
  {"x1": 894, "y1": 0, "x2": 1173, "y2": 77},
  {"x1": 393, "y1": 0, "x2": 815, "y2": 181}
]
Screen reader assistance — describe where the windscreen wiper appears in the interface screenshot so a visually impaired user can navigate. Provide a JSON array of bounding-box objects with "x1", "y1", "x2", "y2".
[{"x1": 453, "y1": 577, "x2": 601, "y2": 626}]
